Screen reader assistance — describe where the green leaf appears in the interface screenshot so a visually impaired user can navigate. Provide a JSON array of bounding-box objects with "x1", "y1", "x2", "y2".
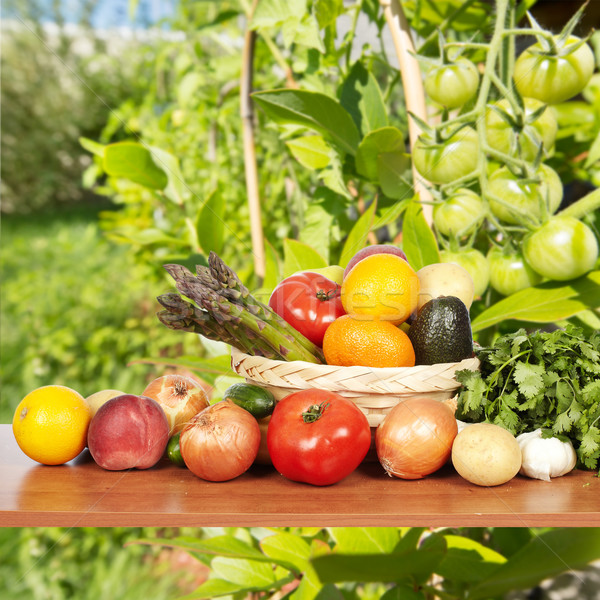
[
  {"x1": 211, "y1": 557, "x2": 280, "y2": 588},
  {"x1": 338, "y1": 198, "x2": 378, "y2": 268},
  {"x1": 321, "y1": 151, "x2": 352, "y2": 199},
  {"x1": 471, "y1": 271, "x2": 600, "y2": 333},
  {"x1": 311, "y1": 534, "x2": 446, "y2": 584},
  {"x1": 149, "y1": 146, "x2": 189, "y2": 205},
  {"x1": 401, "y1": 199, "x2": 440, "y2": 270},
  {"x1": 283, "y1": 13, "x2": 325, "y2": 52},
  {"x1": 251, "y1": 0, "x2": 305, "y2": 29},
  {"x1": 179, "y1": 577, "x2": 246, "y2": 599},
  {"x1": 262, "y1": 239, "x2": 283, "y2": 293},
  {"x1": 260, "y1": 532, "x2": 312, "y2": 573},
  {"x1": 340, "y1": 61, "x2": 388, "y2": 136},
  {"x1": 197, "y1": 187, "x2": 225, "y2": 255},
  {"x1": 283, "y1": 239, "x2": 328, "y2": 277},
  {"x1": 378, "y1": 152, "x2": 413, "y2": 200},
  {"x1": 252, "y1": 89, "x2": 360, "y2": 155},
  {"x1": 300, "y1": 201, "x2": 335, "y2": 262},
  {"x1": 381, "y1": 584, "x2": 426, "y2": 600},
  {"x1": 139, "y1": 535, "x2": 268, "y2": 562},
  {"x1": 328, "y1": 528, "x2": 400, "y2": 554},
  {"x1": 286, "y1": 135, "x2": 331, "y2": 170},
  {"x1": 314, "y1": 0, "x2": 344, "y2": 28},
  {"x1": 356, "y1": 127, "x2": 406, "y2": 181},
  {"x1": 468, "y1": 528, "x2": 600, "y2": 600},
  {"x1": 103, "y1": 142, "x2": 168, "y2": 190},
  {"x1": 79, "y1": 136, "x2": 105, "y2": 158},
  {"x1": 434, "y1": 535, "x2": 506, "y2": 584}
]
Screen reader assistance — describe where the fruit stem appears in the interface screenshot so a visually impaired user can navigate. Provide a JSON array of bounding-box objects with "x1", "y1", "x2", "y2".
[{"x1": 301, "y1": 402, "x2": 330, "y2": 423}]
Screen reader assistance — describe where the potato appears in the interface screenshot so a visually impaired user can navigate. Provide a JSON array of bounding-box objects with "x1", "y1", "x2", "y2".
[
  {"x1": 416, "y1": 263, "x2": 474, "y2": 311},
  {"x1": 452, "y1": 423, "x2": 522, "y2": 486}
]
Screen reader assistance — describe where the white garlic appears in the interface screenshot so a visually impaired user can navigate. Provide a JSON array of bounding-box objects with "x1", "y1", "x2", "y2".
[{"x1": 516, "y1": 429, "x2": 577, "y2": 482}]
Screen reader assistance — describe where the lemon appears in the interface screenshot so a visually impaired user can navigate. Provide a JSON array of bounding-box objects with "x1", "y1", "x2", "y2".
[{"x1": 12, "y1": 385, "x2": 92, "y2": 465}]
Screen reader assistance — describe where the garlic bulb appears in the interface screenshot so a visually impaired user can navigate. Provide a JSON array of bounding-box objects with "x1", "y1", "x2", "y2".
[{"x1": 516, "y1": 429, "x2": 577, "y2": 481}]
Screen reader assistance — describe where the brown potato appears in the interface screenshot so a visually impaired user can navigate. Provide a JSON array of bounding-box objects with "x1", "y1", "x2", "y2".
[{"x1": 452, "y1": 423, "x2": 521, "y2": 486}]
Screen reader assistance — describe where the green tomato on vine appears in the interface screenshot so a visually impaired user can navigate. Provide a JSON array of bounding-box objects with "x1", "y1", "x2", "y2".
[
  {"x1": 424, "y1": 57, "x2": 480, "y2": 109},
  {"x1": 514, "y1": 35, "x2": 595, "y2": 105},
  {"x1": 485, "y1": 98, "x2": 558, "y2": 162},
  {"x1": 523, "y1": 216, "x2": 599, "y2": 281},
  {"x1": 433, "y1": 188, "x2": 486, "y2": 238},
  {"x1": 487, "y1": 247, "x2": 542, "y2": 297},
  {"x1": 412, "y1": 126, "x2": 479, "y2": 185},
  {"x1": 487, "y1": 163, "x2": 563, "y2": 225}
]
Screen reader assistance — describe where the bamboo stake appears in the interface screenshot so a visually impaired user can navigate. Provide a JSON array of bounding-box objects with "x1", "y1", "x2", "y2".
[
  {"x1": 380, "y1": 0, "x2": 433, "y2": 225},
  {"x1": 241, "y1": 0, "x2": 266, "y2": 283}
]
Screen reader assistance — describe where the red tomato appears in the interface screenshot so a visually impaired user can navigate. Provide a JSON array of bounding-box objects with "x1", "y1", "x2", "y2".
[
  {"x1": 267, "y1": 390, "x2": 371, "y2": 486},
  {"x1": 268, "y1": 272, "x2": 346, "y2": 346}
]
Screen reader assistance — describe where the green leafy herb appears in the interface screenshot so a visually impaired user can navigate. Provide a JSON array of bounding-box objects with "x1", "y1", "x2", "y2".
[{"x1": 456, "y1": 325, "x2": 600, "y2": 472}]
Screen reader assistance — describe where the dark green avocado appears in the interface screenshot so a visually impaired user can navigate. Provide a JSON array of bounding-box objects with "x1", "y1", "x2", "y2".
[{"x1": 408, "y1": 296, "x2": 473, "y2": 365}]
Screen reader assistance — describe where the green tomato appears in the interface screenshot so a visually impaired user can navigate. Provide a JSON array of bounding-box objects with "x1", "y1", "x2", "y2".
[
  {"x1": 514, "y1": 36, "x2": 595, "y2": 104},
  {"x1": 412, "y1": 126, "x2": 479, "y2": 185},
  {"x1": 523, "y1": 216, "x2": 599, "y2": 281},
  {"x1": 424, "y1": 58, "x2": 480, "y2": 109},
  {"x1": 485, "y1": 98, "x2": 558, "y2": 161},
  {"x1": 487, "y1": 247, "x2": 543, "y2": 296},
  {"x1": 440, "y1": 248, "x2": 490, "y2": 297},
  {"x1": 487, "y1": 164, "x2": 563, "y2": 225},
  {"x1": 433, "y1": 188, "x2": 486, "y2": 237}
]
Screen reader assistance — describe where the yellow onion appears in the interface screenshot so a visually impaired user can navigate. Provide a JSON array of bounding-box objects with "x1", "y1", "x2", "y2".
[
  {"x1": 180, "y1": 400, "x2": 260, "y2": 482},
  {"x1": 376, "y1": 397, "x2": 458, "y2": 479},
  {"x1": 143, "y1": 374, "x2": 209, "y2": 435}
]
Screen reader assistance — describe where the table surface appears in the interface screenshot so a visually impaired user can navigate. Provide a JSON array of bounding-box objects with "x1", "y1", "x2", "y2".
[{"x1": 1, "y1": 424, "x2": 598, "y2": 527}]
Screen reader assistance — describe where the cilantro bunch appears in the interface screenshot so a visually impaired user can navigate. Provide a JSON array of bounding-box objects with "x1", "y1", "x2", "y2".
[{"x1": 456, "y1": 325, "x2": 600, "y2": 471}]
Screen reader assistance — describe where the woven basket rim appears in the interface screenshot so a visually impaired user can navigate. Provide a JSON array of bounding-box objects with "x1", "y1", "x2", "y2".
[{"x1": 230, "y1": 346, "x2": 479, "y2": 376}]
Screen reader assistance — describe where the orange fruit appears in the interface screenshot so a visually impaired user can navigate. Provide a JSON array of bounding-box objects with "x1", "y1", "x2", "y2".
[
  {"x1": 12, "y1": 385, "x2": 92, "y2": 465},
  {"x1": 341, "y1": 254, "x2": 419, "y2": 324},
  {"x1": 323, "y1": 314, "x2": 416, "y2": 368}
]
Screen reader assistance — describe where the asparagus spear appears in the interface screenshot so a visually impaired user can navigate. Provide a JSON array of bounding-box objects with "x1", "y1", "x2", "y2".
[
  {"x1": 159, "y1": 257, "x2": 325, "y2": 363},
  {"x1": 157, "y1": 293, "x2": 278, "y2": 359},
  {"x1": 206, "y1": 252, "x2": 325, "y2": 360}
]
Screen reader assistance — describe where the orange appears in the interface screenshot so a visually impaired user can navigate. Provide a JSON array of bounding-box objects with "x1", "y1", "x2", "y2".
[
  {"x1": 341, "y1": 254, "x2": 419, "y2": 324},
  {"x1": 323, "y1": 314, "x2": 416, "y2": 368},
  {"x1": 12, "y1": 385, "x2": 92, "y2": 465}
]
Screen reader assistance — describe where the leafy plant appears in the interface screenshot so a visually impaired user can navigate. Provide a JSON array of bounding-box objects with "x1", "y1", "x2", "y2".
[
  {"x1": 134, "y1": 526, "x2": 600, "y2": 600},
  {"x1": 0, "y1": 205, "x2": 204, "y2": 423},
  {"x1": 84, "y1": 0, "x2": 599, "y2": 350}
]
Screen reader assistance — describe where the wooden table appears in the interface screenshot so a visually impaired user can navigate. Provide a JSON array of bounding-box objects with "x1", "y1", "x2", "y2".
[{"x1": 1, "y1": 425, "x2": 598, "y2": 527}]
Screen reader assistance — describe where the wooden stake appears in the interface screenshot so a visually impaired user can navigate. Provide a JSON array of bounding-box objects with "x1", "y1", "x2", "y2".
[
  {"x1": 380, "y1": 0, "x2": 433, "y2": 225},
  {"x1": 241, "y1": 1, "x2": 266, "y2": 283}
]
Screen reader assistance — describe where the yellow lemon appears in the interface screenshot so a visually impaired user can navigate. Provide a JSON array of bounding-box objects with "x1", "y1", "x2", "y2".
[{"x1": 12, "y1": 385, "x2": 92, "y2": 465}]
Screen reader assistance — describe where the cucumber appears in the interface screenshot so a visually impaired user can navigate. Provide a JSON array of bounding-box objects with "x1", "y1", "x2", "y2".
[{"x1": 223, "y1": 383, "x2": 276, "y2": 419}]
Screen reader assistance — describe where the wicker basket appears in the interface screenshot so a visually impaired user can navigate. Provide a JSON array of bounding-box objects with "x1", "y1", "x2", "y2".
[{"x1": 231, "y1": 347, "x2": 480, "y2": 427}]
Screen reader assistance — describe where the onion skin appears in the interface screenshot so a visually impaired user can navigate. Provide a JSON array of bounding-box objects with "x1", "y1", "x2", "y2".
[
  {"x1": 143, "y1": 374, "x2": 209, "y2": 436},
  {"x1": 180, "y1": 399, "x2": 260, "y2": 482},
  {"x1": 376, "y1": 397, "x2": 458, "y2": 479}
]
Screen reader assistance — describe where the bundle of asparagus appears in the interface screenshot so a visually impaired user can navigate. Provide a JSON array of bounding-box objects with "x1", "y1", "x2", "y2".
[{"x1": 157, "y1": 252, "x2": 325, "y2": 364}]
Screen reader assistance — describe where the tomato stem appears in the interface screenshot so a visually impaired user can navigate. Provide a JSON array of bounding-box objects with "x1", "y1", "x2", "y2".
[
  {"x1": 301, "y1": 402, "x2": 330, "y2": 423},
  {"x1": 316, "y1": 289, "x2": 338, "y2": 302}
]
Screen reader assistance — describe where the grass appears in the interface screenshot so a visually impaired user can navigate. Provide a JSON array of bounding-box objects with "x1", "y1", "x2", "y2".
[
  {"x1": 0, "y1": 201, "x2": 204, "y2": 423},
  {"x1": 0, "y1": 527, "x2": 204, "y2": 600}
]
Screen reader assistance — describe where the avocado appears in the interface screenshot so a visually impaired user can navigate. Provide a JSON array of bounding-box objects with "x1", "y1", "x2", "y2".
[{"x1": 408, "y1": 296, "x2": 473, "y2": 365}]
